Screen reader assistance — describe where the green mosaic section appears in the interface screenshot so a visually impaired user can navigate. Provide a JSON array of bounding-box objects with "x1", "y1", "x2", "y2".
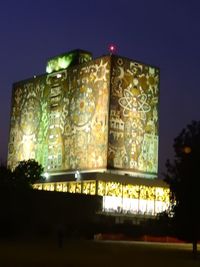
[{"x1": 46, "y1": 50, "x2": 92, "y2": 73}]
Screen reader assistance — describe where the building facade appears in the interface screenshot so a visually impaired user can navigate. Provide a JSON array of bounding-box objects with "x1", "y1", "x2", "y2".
[{"x1": 8, "y1": 49, "x2": 169, "y2": 216}]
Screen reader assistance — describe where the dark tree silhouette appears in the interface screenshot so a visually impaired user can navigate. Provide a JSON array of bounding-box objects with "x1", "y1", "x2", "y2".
[
  {"x1": 14, "y1": 159, "x2": 44, "y2": 185},
  {"x1": 0, "y1": 162, "x2": 43, "y2": 236},
  {"x1": 0, "y1": 164, "x2": 13, "y2": 187},
  {"x1": 165, "y1": 120, "x2": 200, "y2": 258}
]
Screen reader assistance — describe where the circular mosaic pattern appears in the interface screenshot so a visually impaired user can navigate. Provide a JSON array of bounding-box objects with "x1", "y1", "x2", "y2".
[
  {"x1": 20, "y1": 97, "x2": 41, "y2": 135},
  {"x1": 70, "y1": 86, "x2": 96, "y2": 127}
]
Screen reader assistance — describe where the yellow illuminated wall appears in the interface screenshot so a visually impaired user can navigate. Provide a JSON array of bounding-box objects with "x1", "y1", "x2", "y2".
[
  {"x1": 108, "y1": 56, "x2": 159, "y2": 174},
  {"x1": 8, "y1": 57, "x2": 110, "y2": 171},
  {"x1": 33, "y1": 180, "x2": 170, "y2": 203},
  {"x1": 33, "y1": 180, "x2": 170, "y2": 215},
  {"x1": 8, "y1": 53, "x2": 159, "y2": 176}
]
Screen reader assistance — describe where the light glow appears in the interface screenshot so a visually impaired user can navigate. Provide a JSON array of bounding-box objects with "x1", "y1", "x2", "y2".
[
  {"x1": 108, "y1": 44, "x2": 117, "y2": 54},
  {"x1": 56, "y1": 73, "x2": 62, "y2": 78},
  {"x1": 46, "y1": 53, "x2": 74, "y2": 73},
  {"x1": 43, "y1": 172, "x2": 49, "y2": 179},
  {"x1": 33, "y1": 179, "x2": 170, "y2": 215}
]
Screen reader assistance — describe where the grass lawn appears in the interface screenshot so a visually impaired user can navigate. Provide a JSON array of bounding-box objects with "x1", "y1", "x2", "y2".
[{"x1": 0, "y1": 238, "x2": 200, "y2": 267}]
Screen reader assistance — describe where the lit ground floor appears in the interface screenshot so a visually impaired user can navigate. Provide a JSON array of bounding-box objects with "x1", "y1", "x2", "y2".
[{"x1": 33, "y1": 171, "x2": 170, "y2": 217}]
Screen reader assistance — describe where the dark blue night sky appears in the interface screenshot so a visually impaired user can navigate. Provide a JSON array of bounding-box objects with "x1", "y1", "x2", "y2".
[{"x1": 1, "y1": 0, "x2": 200, "y2": 177}]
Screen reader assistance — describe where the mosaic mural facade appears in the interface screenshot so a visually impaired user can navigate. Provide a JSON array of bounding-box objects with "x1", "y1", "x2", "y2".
[
  {"x1": 108, "y1": 56, "x2": 159, "y2": 174},
  {"x1": 8, "y1": 53, "x2": 159, "y2": 176},
  {"x1": 8, "y1": 57, "x2": 110, "y2": 171}
]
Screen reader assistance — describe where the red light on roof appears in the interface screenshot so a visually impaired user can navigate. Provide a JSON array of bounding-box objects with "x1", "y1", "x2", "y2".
[{"x1": 108, "y1": 44, "x2": 117, "y2": 54}]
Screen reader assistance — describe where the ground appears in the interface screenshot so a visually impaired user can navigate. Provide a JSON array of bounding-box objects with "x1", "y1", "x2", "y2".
[{"x1": 0, "y1": 238, "x2": 200, "y2": 267}]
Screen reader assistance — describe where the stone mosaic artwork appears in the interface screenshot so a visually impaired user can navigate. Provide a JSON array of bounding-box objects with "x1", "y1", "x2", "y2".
[
  {"x1": 8, "y1": 54, "x2": 159, "y2": 175},
  {"x1": 108, "y1": 56, "x2": 159, "y2": 174},
  {"x1": 8, "y1": 57, "x2": 110, "y2": 171}
]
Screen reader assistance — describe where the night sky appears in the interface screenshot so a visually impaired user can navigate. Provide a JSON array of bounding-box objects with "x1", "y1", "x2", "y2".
[{"x1": 1, "y1": 0, "x2": 200, "y2": 177}]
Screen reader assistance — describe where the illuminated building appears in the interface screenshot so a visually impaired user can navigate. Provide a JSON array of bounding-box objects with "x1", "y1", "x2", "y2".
[{"x1": 8, "y1": 49, "x2": 170, "y2": 217}]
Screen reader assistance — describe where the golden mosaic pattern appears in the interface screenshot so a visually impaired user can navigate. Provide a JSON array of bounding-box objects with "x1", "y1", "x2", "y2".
[
  {"x1": 108, "y1": 56, "x2": 159, "y2": 174},
  {"x1": 8, "y1": 54, "x2": 159, "y2": 177},
  {"x1": 8, "y1": 57, "x2": 110, "y2": 171}
]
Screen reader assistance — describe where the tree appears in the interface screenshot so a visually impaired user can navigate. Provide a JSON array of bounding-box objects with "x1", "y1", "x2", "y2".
[
  {"x1": 0, "y1": 160, "x2": 43, "y2": 236},
  {"x1": 0, "y1": 164, "x2": 13, "y2": 188},
  {"x1": 164, "y1": 120, "x2": 200, "y2": 258},
  {"x1": 14, "y1": 159, "x2": 44, "y2": 185}
]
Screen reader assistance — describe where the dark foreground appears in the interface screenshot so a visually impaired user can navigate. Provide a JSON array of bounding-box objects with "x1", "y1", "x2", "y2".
[{"x1": 0, "y1": 238, "x2": 200, "y2": 267}]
